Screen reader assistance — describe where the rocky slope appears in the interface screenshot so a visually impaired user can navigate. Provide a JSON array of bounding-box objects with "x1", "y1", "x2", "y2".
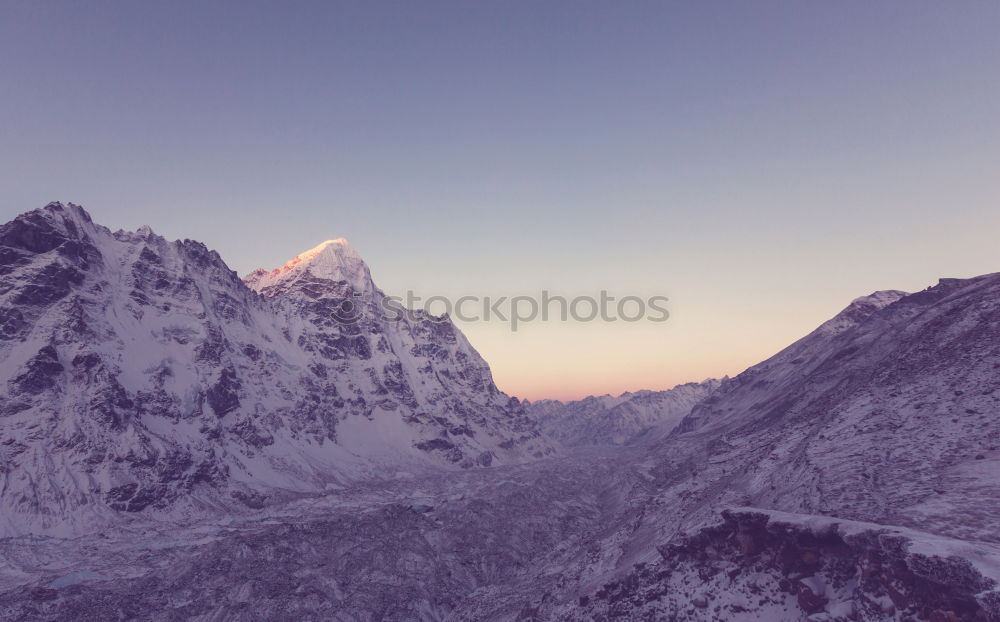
[
  {"x1": 527, "y1": 379, "x2": 720, "y2": 447},
  {"x1": 568, "y1": 508, "x2": 1000, "y2": 621},
  {"x1": 649, "y1": 279, "x2": 1000, "y2": 542},
  {"x1": 515, "y1": 276, "x2": 1000, "y2": 620},
  {"x1": 0, "y1": 203, "x2": 549, "y2": 537}
]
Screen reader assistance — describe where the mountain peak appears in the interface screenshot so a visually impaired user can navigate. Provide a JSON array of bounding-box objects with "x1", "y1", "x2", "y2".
[
  {"x1": 37, "y1": 201, "x2": 94, "y2": 225},
  {"x1": 244, "y1": 237, "x2": 370, "y2": 294},
  {"x1": 299, "y1": 237, "x2": 356, "y2": 260}
]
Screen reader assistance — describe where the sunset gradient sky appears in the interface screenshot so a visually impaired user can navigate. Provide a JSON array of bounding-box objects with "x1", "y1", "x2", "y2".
[{"x1": 2, "y1": 2, "x2": 999, "y2": 400}]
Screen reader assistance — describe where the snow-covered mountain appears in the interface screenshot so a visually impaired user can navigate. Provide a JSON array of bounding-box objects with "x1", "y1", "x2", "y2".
[
  {"x1": 2, "y1": 203, "x2": 999, "y2": 622},
  {"x1": 547, "y1": 276, "x2": 1000, "y2": 619},
  {"x1": 655, "y1": 280, "x2": 1000, "y2": 540},
  {"x1": 0, "y1": 202, "x2": 550, "y2": 536},
  {"x1": 527, "y1": 379, "x2": 720, "y2": 446}
]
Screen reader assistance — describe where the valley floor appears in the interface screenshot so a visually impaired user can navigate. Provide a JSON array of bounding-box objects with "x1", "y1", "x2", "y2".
[
  {"x1": 0, "y1": 447, "x2": 646, "y2": 620},
  {"x1": 3, "y1": 444, "x2": 999, "y2": 621}
]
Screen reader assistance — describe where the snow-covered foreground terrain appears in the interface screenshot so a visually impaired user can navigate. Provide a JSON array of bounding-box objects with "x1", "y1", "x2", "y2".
[
  {"x1": 3, "y1": 446, "x2": 999, "y2": 621},
  {"x1": 2, "y1": 203, "x2": 999, "y2": 621}
]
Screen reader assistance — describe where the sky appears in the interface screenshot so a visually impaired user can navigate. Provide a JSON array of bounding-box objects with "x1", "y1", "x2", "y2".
[{"x1": 2, "y1": 1, "x2": 999, "y2": 400}]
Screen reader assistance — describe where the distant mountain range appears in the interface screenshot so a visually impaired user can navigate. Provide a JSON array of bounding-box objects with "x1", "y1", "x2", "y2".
[{"x1": 527, "y1": 378, "x2": 721, "y2": 447}]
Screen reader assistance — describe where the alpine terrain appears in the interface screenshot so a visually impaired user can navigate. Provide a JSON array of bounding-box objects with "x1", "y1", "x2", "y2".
[
  {"x1": 1, "y1": 202, "x2": 999, "y2": 621},
  {"x1": 0, "y1": 203, "x2": 550, "y2": 537}
]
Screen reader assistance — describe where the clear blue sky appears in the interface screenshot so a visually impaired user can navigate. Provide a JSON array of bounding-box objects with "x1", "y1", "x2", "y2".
[{"x1": 2, "y1": 1, "x2": 999, "y2": 399}]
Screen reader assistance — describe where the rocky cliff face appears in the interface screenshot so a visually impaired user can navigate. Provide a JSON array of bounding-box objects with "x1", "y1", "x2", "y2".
[
  {"x1": 0, "y1": 203, "x2": 549, "y2": 536},
  {"x1": 241, "y1": 237, "x2": 549, "y2": 468}
]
